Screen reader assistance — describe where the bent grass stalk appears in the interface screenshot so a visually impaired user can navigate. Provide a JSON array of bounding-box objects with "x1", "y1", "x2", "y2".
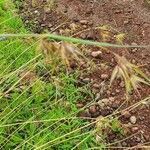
[{"x1": 0, "y1": 34, "x2": 150, "y2": 48}]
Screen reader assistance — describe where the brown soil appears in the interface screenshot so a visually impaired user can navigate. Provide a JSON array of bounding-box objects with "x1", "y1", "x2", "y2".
[{"x1": 17, "y1": 0, "x2": 150, "y2": 149}]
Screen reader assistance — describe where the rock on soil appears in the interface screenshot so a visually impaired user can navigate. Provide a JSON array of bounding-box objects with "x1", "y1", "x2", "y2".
[{"x1": 130, "y1": 116, "x2": 137, "y2": 124}]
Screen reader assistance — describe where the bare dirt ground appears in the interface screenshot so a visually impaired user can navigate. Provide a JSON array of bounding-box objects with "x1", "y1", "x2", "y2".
[{"x1": 17, "y1": 0, "x2": 150, "y2": 149}]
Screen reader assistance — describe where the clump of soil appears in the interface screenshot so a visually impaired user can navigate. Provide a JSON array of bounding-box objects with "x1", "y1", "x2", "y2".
[{"x1": 16, "y1": 0, "x2": 150, "y2": 148}]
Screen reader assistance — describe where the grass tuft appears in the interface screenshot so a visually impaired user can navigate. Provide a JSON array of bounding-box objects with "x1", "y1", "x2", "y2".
[{"x1": 110, "y1": 54, "x2": 150, "y2": 98}]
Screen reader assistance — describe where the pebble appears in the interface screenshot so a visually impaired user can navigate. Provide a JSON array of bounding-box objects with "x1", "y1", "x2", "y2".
[
  {"x1": 106, "y1": 90, "x2": 111, "y2": 95},
  {"x1": 101, "y1": 108, "x2": 112, "y2": 116},
  {"x1": 131, "y1": 59, "x2": 136, "y2": 64},
  {"x1": 109, "y1": 97, "x2": 115, "y2": 101},
  {"x1": 34, "y1": 10, "x2": 38, "y2": 14},
  {"x1": 93, "y1": 83, "x2": 100, "y2": 88},
  {"x1": 76, "y1": 103, "x2": 84, "y2": 108},
  {"x1": 48, "y1": 23, "x2": 52, "y2": 28},
  {"x1": 111, "y1": 102, "x2": 119, "y2": 109},
  {"x1": 80, "y1": 20, "x2": 88, "y2": 25},
  {"x1": 136, "y1": 137, "x2": 141, "y2": 142},
  {"x1": 101, "y1": 98, "x2": 109, "y2": 104},
  {"x1": 69, "y1": 23, "x2": 77, "y2": 30},
  {"x1": 89, "y1": 105, "x2": 97, "y2": 114},
  {"x1": 83, "y1": 25, "x2": 87, "y2": 28},
  {"x1": 73, "y1": 17, "x2": 79, "y2": 22},
  {"x1": 130, "y1": 116, "x2": 137, "y2": 124},
  {"x1": 82, "y1": 78, "x2": 90, "y2": 83},
  {"x1": 111, "y1": 58, "x2": 115, "y2": 63},
  {"x1": 115, "y1": 89, "x2": 120, "y2": 93},
  {"x1": 144, "y1": 135, "x2": 149, "y2": 141},
  {"x1": 120, "y1": 81, "x2": 125, "y2": 88},
  {"x1": 111, "y1": 92, "x2": 116, "y2": 96},
  {"x1": 114, "y1": 10, "x2": 122, "y2": 14},
  {"x1": 79, "y1": 110, "x2": 91, "y2": 118},
  {"x1": 101, "y1": 74, "x2": 109, "y2": 80},
  {"x1": 124, "y1": 20, "x2": 129, "y2": 24},
  {"x1": 41, "y1": 24, "x2": 46, "y2": 27},
  {"x1": 80, "y1": 33, "x2": 87, "y2": 39},
  {"x1": 131, "y1": 127, "x2": 139, "y2": 133},
  {"x1": 131, "y1": 42, "x2": 138, "y2": 46},
  {"x1": 122, "y1": 141, "x2": 127, "y2": 146},
  {"x1": 95, "y1": 93, "x2": 101, "y2": 100},
  {"x1": 131, "y1": 48, "x2": 138, "y2": 53},
  {"x1": 99, "y1": 102, "x2": 105, "y2": 108},
  {"x1": 91, "y1": 51, "x2": 102, "y2": 58},
  {"x1": 122, "y1": 111, "x2": 131, "y2": 119}
]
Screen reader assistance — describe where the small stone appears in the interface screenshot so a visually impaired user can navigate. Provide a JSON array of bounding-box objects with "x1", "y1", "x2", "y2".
[
  {"x1": 106, "y1": 90, "x2": 111, "y2": 95},
  {"x1": 111, "y1": 103, "x2": 119, "y2": 109},
  {"x1": 101, "y1": 108, "x2": 112, "y2": 116},
  {"x1": 124, "y1": 20, "x2": 129, "y2": 24},
  {"x1": 44, "y1": 7, "x2": 51, "y2": 13},
  {"x1": 122, "y1": 141, "x2": 127, "y2": 146},
  {"x1": 88, "y1": 22, "x2": 93, "y2": 26},
  {"x1": 93, "y1": 83, "x2": 100, "y2": 88},
  {"x1": 130, "y1": 116, "x2": 137, "y2": 124},
  {"x1": 80, "y1": 33, "x2": 87, "y2": 39},
  {"x1": 122, "y1": 111, "x2": 131, "y2": 119},
  {"x1": 136, "y1": 137, "x2": 141, "y2": 142},
  {"x1": 25, "y1": 20, "x2": 29, "y2": 23},
  {"x1": 95, "y1": 93, "x2": 101, "y2": 100},
  {"x1": 34, "y1": 10, "x2": 38, "y2": 14},
  {"x1": 73, "y1": 17, "x2": 79, "y2": 22},
  {"x1": 131, "y1": 59, "x2": 136, "y2": 64},
  {"x1": 63, "y1": 7, "x2": 68, "y2": 13},
  {"x1": 83, "y1": 25, "x2": 87, "y2": 28},
  {"x1": 76, "y1": 103, "x2": 84, "y2": 108},
  {"x1": 41, "y1": 24, "x2": 46, "y2": 27},
  {"x1": 101, "y1": 98, "x2": 109, "y2": 105},
  {"x1": 48, "y1": 23, "x2": 52, "y2": 28},
  {"x1": 99, "y1": 102, "x2": 105, "y2": 108},
  {"x1": 80, "y1": 20, "x2": 88, "y2": 25},
  {"x1": 144, "y1": 135, "x2": 149, "y2": 141},
  {"x1": 120, "y1": 81, "x2": 125, "y2": 88},
  {"x1": 111, "y1": 58, "x2": 115, "y2": 63},
  {"x1": 91, "y1": 51, "x2": 102, "y2": 58},
  {"x1": 109, "y1": 97, "x2": 115, "y2": 101},
  {"x1": 111, "y1": 92, "x2": 116, "y2": 96},
  {"x1": 82, "y1": 78, "x2": 90, "y2": 83},
  {"x1": 131, "y1": 42, "x2": 138, "y2": 46},
  {"x1": 101, "y1": 74, "x2": 109, "y2": 80},
  {"x1": 89, "y1": 105, "x2": 97, "y2": 114},
  {"x1": 131, "y1": 48, "x2": 138, "y2": 53},
  {"x1": 115, "y1": 89, "x2": 120, "y2": 93},
  {"x1": 69, "y1": 23, "x2": 77, "y2": 31},
  {"x1": 131, "y1": 127, "x2": 139, "y2": 133},
  {"x1": 114, "y1": 10, "x2": 122, "y2": 14},
  {"x1": 79, "y1": 110, "x2": 91, "y2": 118}
]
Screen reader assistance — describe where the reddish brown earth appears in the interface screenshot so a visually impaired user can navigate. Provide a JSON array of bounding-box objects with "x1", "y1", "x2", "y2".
[{"x1": 17, "y1": 0, "x2": 150, "y2": 149}]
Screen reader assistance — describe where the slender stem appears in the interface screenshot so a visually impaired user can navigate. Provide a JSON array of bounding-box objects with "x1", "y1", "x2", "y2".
[{"x1": 0, "y1": 34, "x2": 149, "y2": 48}]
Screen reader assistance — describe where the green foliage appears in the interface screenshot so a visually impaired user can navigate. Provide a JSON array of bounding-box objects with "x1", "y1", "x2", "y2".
[{"x1": 0, "y1": 1, "x2": 99, "y2": 149}]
